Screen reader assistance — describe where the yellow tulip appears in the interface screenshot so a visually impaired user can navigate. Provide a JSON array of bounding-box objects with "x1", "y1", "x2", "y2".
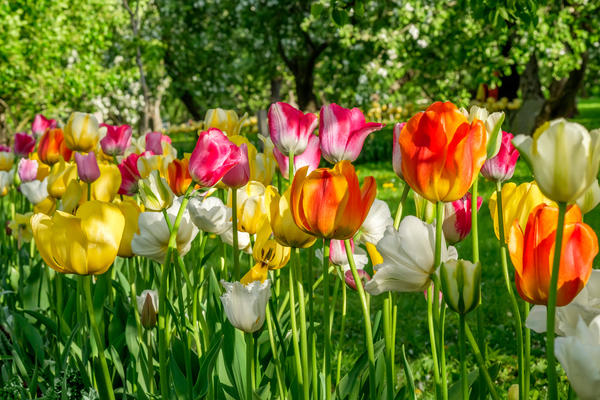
[
  {"x1": 8, "y1": 212, "x2": 33, "y2": 248},
  {"x1": 31, "y1": 200, "x2": 125, "y2": 275},
  {"x1": 137, "y1": 153, "x2": 171, "y2": 179},
  {"x1": 241, "y1": 221, "x2": 291, "y2": 284},
  {"x1": 228, "y1": 181, "x2": 268, "y2": 235},
  {"x1": 114, "y1": 197, "x2": 141, "y2": 258},
  {"x1": 64, "y1": 112, "x2": 101, "y2": 152},
  {"x1": 488, "y1": 181, "x2": 555, "y2": 242},
  {"x1": 264, "y1": 186, "x2": 316, "y2": 248},
  {"x1": 33, "y1": 196, "x2": 57, "y2": 215},
  {"x1": 47, "y1": 158, "x2": 77, "y2": 199},
  {"x1": 0, "y1": 151, "x2": 15, "y2": 171},
  {"x1": 61, "y1": 162, "x2": 122, "y2": 211},
  {"x1": 203, "y1": 108, "x2": 247, "y2": 136}
]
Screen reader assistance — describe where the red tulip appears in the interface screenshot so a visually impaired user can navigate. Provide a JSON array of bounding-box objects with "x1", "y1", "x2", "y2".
[
  {"x1": 100, "y1": 123, "x2": 132, "y2": 156},
  {"x1": 118, "y1": 153, "x2": 142, "y2": 195},
  {"x1": 13, "y1": 132, "x2": 36, "y2": 157},
  {"x1": 222, "y1": 143, "x2": 250, "y2": 188},
  {"x1": 188, "y1": 128, "x2": 242, "y2": 187},
  {"x1": 38, "y1": 128, "x2": 73, "y2": 166}
]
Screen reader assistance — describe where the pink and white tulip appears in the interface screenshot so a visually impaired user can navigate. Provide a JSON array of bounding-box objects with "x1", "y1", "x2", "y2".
[
  {"x1": 100, "y1": 123, "x2": 132, "y2": 156},
  {"x1": 319, "y1": 103, "x2": 385, "y2": 163},
  {"x1": 75, "y1": 152, "x2": 101, "y2": 184},
  {"x1": 480, "y1": 131, "x2": 519, "y2": 182},
  {"x1": 268, "y1": 102, "x2": 318, "y2": 156},
  {"x1": 393, "y1": 122, "x2": 406, "y2": 179},
  {"x1": 13, "y1": 133, "x2": 36, "y2": 157},
  {"x1": 17, "y1": 159, "x2": 38, "y2": 183},
  {"x1": 328, "y1": 238, "x2": 368, "y2": 272},
  {"x1": 442, "y1": 193, "x2": 482, "y2": 244},
  {"x1": 222, "y1": 143, "x2": 250, "y2": 188},
  {"x1": 273, "y1": 134, "x2": 321, "y2": 179},
  {"x1": 118, "y1": 153, "x2": 142, "y2": 195},
  {"x1": 189, "y1": 128, "x2": 243, "y2": 187},
  {"x1": 31, "y1": 114, "x2": 57, "y2": 138}
]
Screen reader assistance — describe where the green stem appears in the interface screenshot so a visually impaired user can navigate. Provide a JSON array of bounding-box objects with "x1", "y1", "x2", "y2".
[
  {"x1": 495, "y1": 182, "x2": 524, "y2": 400},
  {"x1": 546, "y1": 201, "x2": 567, "y2": 400},
  {"x1": 245, "y1": 332, "x2": 255, "y2": 400},
  {"x1": 146, "y1": 330, "x2": 154, "y2": 394},
  {"x1": 266, "y1": 306, "x2": 286, "y2": 399},
  {"x1": 322, "y1": 239, "x2": 332, "y2": 400},
  {"x1": 174, "y1": 257, "x2": 193, "y2": 399},
  {"x1": 87, "y1": 182, "x2": 91, "y2": 201},
  {"x1": 394, "y1": 183, "x2": 411, "y2": 230},
  {"x1": 231, "y1": 187, "x2": 239, "y2": 279},
  {"x1": 427, "y1": 284, "x2": 442, "y2": 399},
  {"x1": 459, "y1": 314, "x2": 468, "y2": 400},
  {"x1": 288, "y1": 151, "x2": 295, "y2": 184},
  {"x1": 308, "y1": 245, "x2": 318, "y2": 392},
  {"x1": 345, "y1": 239, "x2": 376, "y2": 399},
  {"x1": 524, "y1": 303, "x2": 531, "y2": 398},
  {"x1": 383, "y1": 294, "x2": 394, "y2": 399},
  {"x1": 434, "y1": 201, "x2": 445, "y2": 400},
  {"x1": 295, "y1": 249, "x2": 310, "y2": 400},
  {"x1": 82, "y1": 275, "x2": 115, "y2": 400},
  {"x1": 336, "y1": 280, "x2": 347, "y2": 385},
  {"x1": 471, "y1": 176, "x2": 485, "y2": 400},
  {"x1": 465, "y1": 324, "x2": 500, "y2": 400},
  {"x1": 288, "y1": 254, "x2": 304, "y2": 390}
]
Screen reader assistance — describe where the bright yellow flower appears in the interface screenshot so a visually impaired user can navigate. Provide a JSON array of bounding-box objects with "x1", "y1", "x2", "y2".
[
  {"x1": 488, "y1": 181, "x2": 555, "y2": 242},
  {"x1": 47, "y1": 158, "x2": 77, "y2": 199},
  {"x1": 113, "y1": 197, "x2": 141, "y2": 258},
  {"x1": 203, "y1": 108, "x2": 247, "y2": 136},
  {"x1": 31, "y1": 200, "x2": 125, "y2": 275},
  {"x1": 228, "y1": 181, "x2": 268, "y2": 235},
  {"x1": 61, "y1": 163, "x2": 122, "y2": 212},
  {"x1": 8, "y1": 212, "x2": 33, "y2": 248},
  {"x1": 241, "y1": 221, "x2": 291, "y2": 284},
  {"x1": 264, "y1": 186, "x2": 316, "y2": 248},
  {"x1": 64, "y1": 112, "x2": 101, "y2": 152}
]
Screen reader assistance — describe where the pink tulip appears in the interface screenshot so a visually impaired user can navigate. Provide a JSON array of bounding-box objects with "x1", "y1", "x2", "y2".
[
  {"x1": 18, "y1": 159, "x2": 38, "y2": 182},
  {"x1": 480, "y1": 131, "x2": 519, "y2": 182},
  {"x1": 442, "y1": 193, "x2": 483, "y2": 244},
  {"x1": 222, "y1": 143, "x2": 250, "y2": 188},
  {"x1": 319, "y1": 103, "x2": 385, "y2": 163},
  {"x1": 13, "y1": 133, "x2": 36, "y2": 157},
  {"x1": 100, "y1": 123, "x2": 132, "y2": 156},
  {"x1": 329, "y1": 238, "x2": 352, "y2": 266},
  {"x1": 0, "y1": 145, "x2": 10, "y2": 152},
  {"x1": 273, "y1": 134, "x2": 321, "y2": 179},
  {"x1": 268, "y1": 102, "x2": 318, "y2": 156},
  {"x1": 189, "y1": 128, "x2": 242, "y2": 187},
  {"x1": 393, "y1": 122, "x2": 406, "y2": 179},
  {"x1": 75, "y1": 152, "x2": 101, "y2": 183},
  {"x1": 344, "y1": 269, "x2": 371, "y2": 291},
  {"x1": 31, "y1": 114, "x2": 57, "y2": 138},
  {"x1": 145, "y1": 131, "x2": 171, "y2": 155},
  {"x1": 118, "y1": 153, "x2": 142, "y2": 195}
]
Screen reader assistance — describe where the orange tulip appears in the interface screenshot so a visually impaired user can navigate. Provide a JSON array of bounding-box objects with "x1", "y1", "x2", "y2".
[
  {"x1": 399, "y1": 102, "x2": 486, "y2": 202},
  {"x1": 38, "y1": 128, "x2": 73, "y2": 166},
  {"x1": 290, "y1": 160, "x2": 376, "y2": 240},
  {"x1": 508, "y1": 204, "x2": 598, "y2": 306},
  {"x1": 166, "y1": 156, "x2": 193, "y2": 195}
]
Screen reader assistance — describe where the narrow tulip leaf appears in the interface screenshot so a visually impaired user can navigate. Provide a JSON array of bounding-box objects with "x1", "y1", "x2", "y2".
[
  {"x1": 336, "y1": 339, "x2": 385, "y2": 398},
  {"x1": 169, "y1": 354, "x2": 188, "y2": 398},
  {"x1": 195, "y1": 331, "x2": 224, "y2": 397},
  {"x1": 400, "y1": 345, "x2": 416, "y2": 400},
  {"x1": 125, "y1": 310, "x2": 139, "y2": 359},
  {"x1": 448, "y1": 369, "x2": 478, "y2": 400}
]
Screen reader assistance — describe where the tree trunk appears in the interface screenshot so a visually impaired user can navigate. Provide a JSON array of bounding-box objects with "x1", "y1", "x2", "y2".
[
  {"x1": 295, "y1": 66, "x2": 318, "y2": 112},
  {"x1": 509, "y1": 53, "x2": 545, "y2": 135},
  {"x1": 542, "y1": 51, "x2": 588, "y2": 120},
  {"x1": 179, "y1": 91, "x2": 202, "y2": 120}
]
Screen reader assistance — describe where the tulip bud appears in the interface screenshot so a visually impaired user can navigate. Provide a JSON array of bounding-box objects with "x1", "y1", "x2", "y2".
[
  {"x1": 442, "y1": 193, "x2": 482, "y2": 244},
  {"x1": 18, "y1": 159, "x2": 38, "y2": 183},
  {"x1": 136, "y1": 290, "x2": 158, "y2": 329},
  {"x1": 480, "y1": 131, "x2": 519, "y2": 182},
  {"x1": 439, "y1": 259, "x2": 481, "y2": 315},
  {"x1": 507, "y1": 384, "x2": 519, "y2": 400},
  {"x1": 220, "y1": 279, "x2": 271, "y2": 333},
  {"x1": 75, "y1": 152, "x2": 101, "y2": 184},
  {"x1": 138, "y1": 170, "x2": 175, "y2": 211},
  {"x1": 344, "y1": 268, "x2": 371, "y2": 291},
  {"x1": 64, "y1": 112, "x2": 100, "y2": 152}
]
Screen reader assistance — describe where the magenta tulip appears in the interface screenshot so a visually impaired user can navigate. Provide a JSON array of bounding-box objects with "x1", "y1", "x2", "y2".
[
  {"x1": 75, "y1": 152, "x2": 101, "y2": 184},
  {"x1": 18, "y1": 159, "x2": 38, "y2": 182},
  {"x1": 31, "y1": 114, "x2": 57, "y2": 138},
  {"x1": 118, "y1": 153, "x2": 142, "y2": 195},
  {"x1": 189, "y1": 128, "x2": 242, "y2": 187},
  {"x1": 319, "y1": 103, "x2": 385, "y2": 163},
  {"x1": 0, "y1": 145, "x2": 10, "y2": 152},
  {"x1": 100, "y1": 123, "x2": 132, "y2": 156},
  {"x1": 13, "y1": 133, "x2": 36, "y2": 157},
  {"x1": 344, "y1": 269, "x2": 371, "y2": 291},
  {"x1": 480, "y1": 131, "x2": 519, "y2": 182},
  {"x1": 273, "y1": 133, "x2": 321, "y2": 179},
  {"x1": 222, "y1": 143, "x2": 250, "y2": 188},
  {"x1": 145, "y1": 131, "x2": 171, "y2": 155},
  {"x1": 442, "y1": 193, "x2": 483, "y2": 244},
  {"x1": 393, "y1": 122, "x2": 406, "y2": 179},
  {"x1": 268, "y1": 102, "x2": 318, "y2": 156}
]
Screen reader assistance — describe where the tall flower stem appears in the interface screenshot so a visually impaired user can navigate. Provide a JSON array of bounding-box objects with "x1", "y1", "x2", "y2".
[
  {"x1": 146, "y1": 330, "x2": 154, "y2": 394},
  {"x1": 245, "y1": 332, "x2": 255, "y2": 400},
  {"x1": 295, "y1": 249, "x2": 310, "y2": 400},
  {"x1": 345, "y1": 239, "x2": 376, "y2": 399},
  {"x1": 434, "y1": 201, "x2": 446, "y2": 400},
  {"x1": 231, "y1": 187, "x2": 240, "y2": 279},
  {"x1": 308, "y1": 245, "x2": 318, "y2": 391},
  {"x1": 335, "y1": 280, "x2": 347, "y2": 385},
  {"x1": 383, "y1": 293, "x2": 395, "y2": 399},
  {"x1": 394, "y1": 183, "x2": 411, "y2": 229},
  {"x1": 524, "y1": 303, "x2": 531, "y2": 397},
  {"x1": 465, "y1": 324, "x2": 500, "y2": 400},
  {"x1": 288, "y1": 251, "x2": 304, "y2": 392},
  {"x1": 546, "y1": 201, "x2": 567, "y2": 400},
  {"x1": 266, "y1": 306, "x2": 286, "y2": 398},
  {"x1": 322, "y1": 239, "x2": 332, "y2": 400},
  {"x1": 82, "y1": 275, "x2": 115, "y2": 400},
  {"x1": 471, "y1": 175, "x2": 485, "y2": 399},
  {"x1": 459, "y1": 314, "x2": 468, "y2": 400},
  {"x1": 427, "y1": 284, "x2": 442, "y2": 399},
  {"x1": 495, "y1": 181, "x2": 525, "y2": 400}
]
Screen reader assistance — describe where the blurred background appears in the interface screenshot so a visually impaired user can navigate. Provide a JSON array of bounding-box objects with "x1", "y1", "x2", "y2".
[{"x1": 0, "y1": 0, "x2": 598, "y2": 143}]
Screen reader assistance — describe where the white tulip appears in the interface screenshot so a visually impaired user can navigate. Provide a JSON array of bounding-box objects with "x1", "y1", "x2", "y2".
[
  {"x1": 220, "y1": 279, "x2": 271, "y2": 333},
  {"x1": 513, "y1": 119, "x2": 600, "y2": 203},
  {"x1": 20, "y1": 178, "x2": 49, "y2": 205},
  {"x1": 355, "y1": 199, "x2": 393, "y2": 245},
  {"x1": 527, "y1": 270, "x2": 600, "y2": 337},
  {"x1": 188, "y1": 195, "x2": 231, "y2": 234},
  {"x1": 131, "y1": 197, "x2": 199, "y2": 263},
  {"x1": 461, "y1": 105, "x2": 504, "y2": 158},
  {"x1": 576, "y1": 179, "x2": 600, "y2": 214},
  {"x1": 219, "y1": 225, "x2": 252, "y2": 254},
  {"x1": 136, "y1": 289, "x2": 158, "y2": 329},
  {"x1": 555, "y1": 315, "x2": 600, "y2": 400},
  {"x1": 364, "y1": 217, "x2": 458, "y2": 295}
]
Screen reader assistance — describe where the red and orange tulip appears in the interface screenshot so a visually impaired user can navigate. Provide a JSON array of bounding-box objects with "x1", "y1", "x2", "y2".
[
  {"x1": 508, "y1": 204, "x2": 598, "y2": 306},
  {"x1": 38, "y1": 128, "x2": 73, "y2": 166},
  {"x1": 290, "y1": 160, "x2": 376, "y2": 240},
  {"x1": 398, "y1": 101, "x2": 486, "y2": 202},
  {"x1": 166, "y1": 156, "x2": 193, "y2": 196}
]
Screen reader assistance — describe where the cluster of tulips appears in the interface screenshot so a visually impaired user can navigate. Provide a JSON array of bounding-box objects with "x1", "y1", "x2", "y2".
[{"x1": 1, "y1": 98, "x2": 600, "y2": 400}]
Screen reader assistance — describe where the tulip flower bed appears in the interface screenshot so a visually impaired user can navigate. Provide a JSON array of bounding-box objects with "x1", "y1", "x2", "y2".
[{"x1": 0, "y1": 102, "x2": 599, "y2": 400}]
